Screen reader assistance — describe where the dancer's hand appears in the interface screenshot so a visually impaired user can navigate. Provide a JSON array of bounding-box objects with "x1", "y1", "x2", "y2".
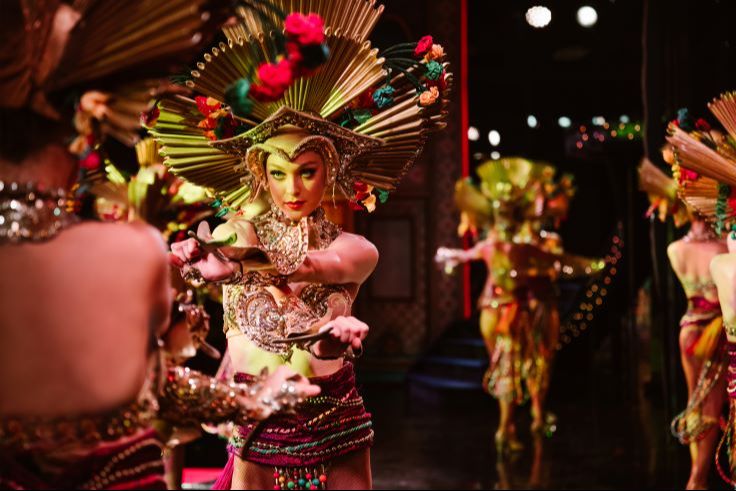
[
  {"x1": 247, "y1": 365, "x2": 321, "y2": 419},
  {"x1": 170, "y1": 223, "x2": 239, "y2": 283},
  {"x1": 435, "y1": 246, "x2": 462, "y2": 270},
  {"x1": 311, "y1": 316, "x2": 369, "y2": 359}
]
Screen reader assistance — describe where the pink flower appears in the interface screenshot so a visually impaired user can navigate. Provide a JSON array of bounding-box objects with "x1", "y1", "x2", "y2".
[
  {"x1": 250, "y1": 59, "x2": 294, "y2": 102},
  {"x1": 679, "y1": 166, "x2": 700, "y2": 183},
  {"x1": 285, "y1": 13, "x2": 325, "y2": 46},
  {"x1": 414, "y1": 35, "x2": 433, "y2": 57}
]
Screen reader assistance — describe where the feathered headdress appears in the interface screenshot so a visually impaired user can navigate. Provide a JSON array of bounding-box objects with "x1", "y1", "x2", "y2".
[
  {"x1": 665, "y1": 93, "x2": 736, "y2": 233},
  {"x1": 150, "y1": 0, "x2": 452, "y2": 213}
]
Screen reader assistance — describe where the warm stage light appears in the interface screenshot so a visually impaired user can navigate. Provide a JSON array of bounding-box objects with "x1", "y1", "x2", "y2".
[
  {"x1": 488, "y1": 130, "x2": 501, "y2": 146},
  {"x1": 577, "y1": 6, "x2": 598, "y2": 27},
  {"x1": 526, "y1": 6, "x2": 552, "y2": 28}
]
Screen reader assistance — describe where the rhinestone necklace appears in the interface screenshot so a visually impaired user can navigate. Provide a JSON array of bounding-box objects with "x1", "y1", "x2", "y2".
[{"x1": 0, "y1": 180, "x2": 78, "y2": 244}]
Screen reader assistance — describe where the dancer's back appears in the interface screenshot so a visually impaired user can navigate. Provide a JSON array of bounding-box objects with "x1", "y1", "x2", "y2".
[{"x1": 0, "y1": 220, "x2": 170, "y2": 417}]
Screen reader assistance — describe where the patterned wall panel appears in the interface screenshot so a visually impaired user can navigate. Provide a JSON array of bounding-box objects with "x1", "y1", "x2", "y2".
[
  {"x1": 357, "y1": 199, "x2": 427, "y2": 356},
  {"x1": 353, "y1": 0, "x2": 463, "y2": 363},
  {"x1": 427, "y1": 0, "x2": 463, "y2": 342}
]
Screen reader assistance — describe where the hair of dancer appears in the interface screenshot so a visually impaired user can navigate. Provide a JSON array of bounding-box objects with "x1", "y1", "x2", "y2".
[
  {"x1": 161, "y1": 1, "x2": 452, "y2": 488},
  {"x1": 639, "y1": 151, "x2": 727, "y2": 490},
  {"x1": 665, "y1": 92, "x2": 736, "y2": 487},
  {"x1": 0, "y1": 2, "x2": 326, "y2": 489},
  {"x1": 435, "y1": 157, "x2": 604, "y2": 456}
]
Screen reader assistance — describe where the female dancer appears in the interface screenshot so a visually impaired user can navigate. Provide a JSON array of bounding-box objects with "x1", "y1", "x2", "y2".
[{"x1": 0, "y1": 2, "x2": 318, "y2": 488}]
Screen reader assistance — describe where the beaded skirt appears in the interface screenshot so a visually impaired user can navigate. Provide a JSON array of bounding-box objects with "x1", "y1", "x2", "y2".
[
  {"x1": 0, "y1": 429, "x2": 166, "y2": 490},
  {"x1": 227, "y1": 362, "x2": 373, "y2": 467},
  {"x1": 671, "y1": 298, "x2": 726, "y2": 445}
]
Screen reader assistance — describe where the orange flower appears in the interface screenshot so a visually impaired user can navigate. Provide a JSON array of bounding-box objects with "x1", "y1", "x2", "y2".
[
  {"x1": 424, "y1": 43, "x2": 445, "y2": 62},
  {"x1": 418, "y1": 86, "x2": 439, "y2": 107},
  {"x1": 361, "y1": 193, "x2": 377, "y2": 212}
]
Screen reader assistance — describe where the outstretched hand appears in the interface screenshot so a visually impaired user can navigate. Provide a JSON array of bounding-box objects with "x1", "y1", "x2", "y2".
[
  {"x1": 245, "y1": 365, "x2": 321, "y2": 420},
  {"x1": 169, "y1": 222, "x2": 237, "y2": 283}
]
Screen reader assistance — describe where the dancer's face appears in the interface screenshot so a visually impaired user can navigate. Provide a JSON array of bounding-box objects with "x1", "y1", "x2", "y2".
[{"x1": 266, "y1": 150, "x2": 326, "y2": 221}]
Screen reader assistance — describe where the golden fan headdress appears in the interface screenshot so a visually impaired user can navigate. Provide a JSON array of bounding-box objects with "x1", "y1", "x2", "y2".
[
  {"x1": 665, "y1": 92, "x2": 736, "y2": 231},
  {"x1": 637, "y1": 157, "x2": 690, "y2": 226},
  {"x1": 453, "y1": 157, "x2": 574, "y2": 239},
  {"x1": 150, "y1": 0, "x2": 452, "y2": 212}
]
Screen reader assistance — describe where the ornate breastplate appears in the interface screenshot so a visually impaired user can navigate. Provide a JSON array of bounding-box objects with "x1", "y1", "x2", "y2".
[
  {"x1": 224, "y1": 207, "x2": 351, "y2": 357},
  {"x1": 251, "y1": 206, "x2": 340, "y2": 275}
]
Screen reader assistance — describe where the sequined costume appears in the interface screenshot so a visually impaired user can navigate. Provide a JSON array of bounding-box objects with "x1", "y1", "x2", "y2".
[
  {"x1": 479, "y1": 249, "x2": 561, "y2": 404},
  {"x1": 213, "y1": 207, "x2": 373, "y2": 489},
  {"x1": 221, "y1": 206, "x2": 350, "y2": 356},
  {"x1": 212, "y1": 363, "x2": 373, "y2": 490},
  {"x1": 152, "y1": 0, "x2": 451, "y2": 486},
  {"x1": 670, "y1": 292, "x2": 726, "y2": 444},
  {"x1": 663, "y1": 92, "x2": 736, "y2": 485},
  {"x1": 443, "y1": 159, "x2": 600, "y2": 404}
]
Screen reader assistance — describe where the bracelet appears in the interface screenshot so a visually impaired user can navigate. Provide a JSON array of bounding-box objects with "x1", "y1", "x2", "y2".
[
  {"x1": 258, "y1": 378, "x2": 305, "y2": 416},
  {"x1": 182, "y1": 266, "x2": 205, "y2": 286},
  {"x1": 212, "y1": 260, "x2": 244, "y2": 286},
  {"x1": 309, "y1": 342, "x2": 364, "y2": 361}
]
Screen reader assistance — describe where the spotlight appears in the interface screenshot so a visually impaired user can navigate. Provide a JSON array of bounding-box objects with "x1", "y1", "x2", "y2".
[
  {"x1": 527, "y1": 115, "x2": 539, "y2": 128},
  {"x1": 491, "y1": 151, "x2": 501, "y2": 160},
  {"x1": 619, "y1": 115, "x2": 630, "y2": 123},
  {"x1": 577, "y1": 6, "x2": 598, "y2": 27},
  {"x1": 488, "y1": 130, "x2": 501, "y2": 147},
  {"x1": 467, "y1": 126, "x2": 479, "y2": 141},
  {"x1": 558, "y1": 116, "x2": 572, "y2": 128},
  {"x1": 592, "y1": 116, "x2": 606, "y2": 126},
  {"x1": 526, "y1": 6, "x2": 552, "y2": 28}
]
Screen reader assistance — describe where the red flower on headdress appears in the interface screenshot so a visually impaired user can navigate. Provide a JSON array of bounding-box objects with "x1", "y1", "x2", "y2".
[
  {"x1": 285, "y1": 13, "x2": 325, "y2": 46},
  {"x1": 679, "y1": 166, "x2": 700, "y2": 184},
  {"x1": 195, "y1": 96, "x2": 221, "y2": 117},
  {"x1": 348, "y1": 88, "x2": 377, "y2": 110},
  {"x1": 695, "y1": 118, "x2": 711, "y2": 132},
  {"x1": 426, "y1": 72, "x2": 448, "y2": 92},
  {"x1": 728, "y1": 187, "x2": 736, "y2": 215},
  {"x1": 250, "y1": 59, "x2": 294, "y2": 102},
  {"x1": 353, "y1": 181, "x2": 370, "y2": 199},
  {"x1": 414, "y1": 35, "x2": 434, "y2": 57},
  {"x1": 140, "y1": 105, "x2": 160, "y2": 127}
]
